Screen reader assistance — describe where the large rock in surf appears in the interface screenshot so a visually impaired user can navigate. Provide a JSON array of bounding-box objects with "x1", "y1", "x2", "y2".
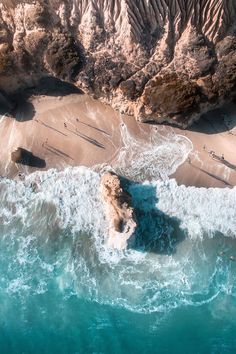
[
  {"x1": 100, "y1": 172, "x2": 136, "y2": 250},
  {"x1": 0, "y1": 0, "x2": 235, "y2": 127}
]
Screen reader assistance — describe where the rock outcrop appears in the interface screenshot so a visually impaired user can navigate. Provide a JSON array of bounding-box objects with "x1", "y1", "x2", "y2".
[
  {"x1": 100, "y1": 172, "x2": 136, "y2": 250},
  {"x1": 11, "y1": 147, "x2": 46, "y2": 168},
  {"x1": 0, "y1": 90, "x2": 14, "y2": 115},
  {"x1": 11, "y1": 147, "x2": 23, "y2": 163},
  {"x1": 0, "y1": 0, "x2": 236, "y2": 127}
]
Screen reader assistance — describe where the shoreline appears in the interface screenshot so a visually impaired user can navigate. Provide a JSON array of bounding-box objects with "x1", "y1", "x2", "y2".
[{"x1": 1, "y1": 93, "x2": 236, "y2": 188}]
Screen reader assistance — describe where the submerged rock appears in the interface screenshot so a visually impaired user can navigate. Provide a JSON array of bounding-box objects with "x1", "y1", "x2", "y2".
[{"x1": 100, "y1": 172, "x2": 136, "y2": 250}]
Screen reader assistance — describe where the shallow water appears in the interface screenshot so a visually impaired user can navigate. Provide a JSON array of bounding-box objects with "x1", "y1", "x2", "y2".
[{"x1": 0, "y1": 164, "x2": 236, "y2": 353}]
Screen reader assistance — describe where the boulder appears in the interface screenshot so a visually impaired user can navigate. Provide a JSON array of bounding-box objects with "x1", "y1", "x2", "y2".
[
  {"x1": 11, "y1": 147, "x2": 46, "y2": 168},
  {"x1": 100, "y1": 172, "x2": 137, "y2": 250},
  {"x1": 11, "y1": 147, "x2": 23, "y2": 163}
]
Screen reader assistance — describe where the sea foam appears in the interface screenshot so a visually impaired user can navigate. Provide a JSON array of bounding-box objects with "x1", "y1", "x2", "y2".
[
  {"x1": 0, "y1": 114, "x2": 235, "y2": 314},
  {"x1": 0, "y1": 165, "x2": 235, "y2": 314},
  {"x1": 113, "y1": 123, "x2": 193, "y2": 181}
]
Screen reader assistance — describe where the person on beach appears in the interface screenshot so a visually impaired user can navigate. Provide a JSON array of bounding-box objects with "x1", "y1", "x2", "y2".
[
  {"x1": 42, "y1": 138, "x2": 48, "y2": 147},
  {"x1": 64, "y1": 123, "x2": 67, "y2": 128},
  {"x1": 209, "y1": 150, "x2": 215, "y2": 158},
  {"x1": 221, "y1": 154, "x2": 225, "y2": 160}
]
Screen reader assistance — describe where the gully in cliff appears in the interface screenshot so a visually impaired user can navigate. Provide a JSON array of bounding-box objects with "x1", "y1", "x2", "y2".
[{"x1": 100, "y1": 172, "x2": 137, "y2": 250}]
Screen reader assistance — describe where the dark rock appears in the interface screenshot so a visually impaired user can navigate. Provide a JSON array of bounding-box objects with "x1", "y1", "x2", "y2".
[
  {"x1": 11, "y1": 148, "x2": 46, "y2": 168},
  {"x1": 143, "y1": 73, "x2": 201, "y2": 116},
  {"x1": 45, "y1": 31, "x2": 82, "y2": 81}
]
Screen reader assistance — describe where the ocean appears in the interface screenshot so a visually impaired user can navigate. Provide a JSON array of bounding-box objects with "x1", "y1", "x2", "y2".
[{"x1": 0, "y1": 122, "x2": 236, "y2": 353}]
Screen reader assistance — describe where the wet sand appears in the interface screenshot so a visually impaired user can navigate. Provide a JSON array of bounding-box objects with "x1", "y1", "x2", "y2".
[
  {"x1": 1, "y1": 93, "x2": 236, "y2": 188},
  {"x1": 173, "y1": 103, "x2": 236, "y2": 188}
]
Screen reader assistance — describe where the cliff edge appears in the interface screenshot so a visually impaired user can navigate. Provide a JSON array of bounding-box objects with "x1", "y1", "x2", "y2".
[{"x1": 0, "y1": 0, "x2": 236, "y2": 127}]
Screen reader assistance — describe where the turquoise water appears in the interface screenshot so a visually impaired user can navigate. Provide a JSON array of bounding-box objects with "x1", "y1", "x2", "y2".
[
  {"x1": 1, "y1": 293, "x2": 236, "y2": 353},
  {"x1": 0, "y1": 167, "x2": 236, "y2": 353}
]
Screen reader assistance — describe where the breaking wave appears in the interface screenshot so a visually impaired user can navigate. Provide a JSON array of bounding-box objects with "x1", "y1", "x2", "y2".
[{"x1": 0, "y1": 165, "x2": 235, "y2": 314}]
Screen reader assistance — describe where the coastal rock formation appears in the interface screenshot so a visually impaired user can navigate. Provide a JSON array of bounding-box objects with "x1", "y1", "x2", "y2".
[
  {"x1": 0, "y1": 90, "x2": 14, "y2": 114},
  {"x1": 100, "y1": 172, "x2": 136, "y2": 250},
  {"x1": 0, "y1": 0, "x2": 236, "y2": 127},
  {"x1": 11, "y1": 147, "x2": 46, "y2": 168},
  {"x1": 11, "y1": 147, "x2": 23, "y2": 163}
]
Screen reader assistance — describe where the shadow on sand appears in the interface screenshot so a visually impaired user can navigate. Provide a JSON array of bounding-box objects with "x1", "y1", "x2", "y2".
[
  {"x1": 189, "y1": 104, "x2": 236, "y2": 135},
  {"x1": 211, "y1": 153, "x2": 236, "y2": 171},
  {"x1": 6, "y1": 76, "x2": 83, "y2": 122},
  {"x1": 190, "y1": 163, "x2": 232, "y2": 187},
  {"x1": 45, "y1": 144, "x2": 73, "y2": 161},
  {"x1": 66, "y1": 127, "x2": 105, "y2": 149},
  {"x1": 120, "y1": 177, "x2": 186, "y2": 255},
  {"x1": 15, "y1": 148, "x2": 46, "y2": 168}
]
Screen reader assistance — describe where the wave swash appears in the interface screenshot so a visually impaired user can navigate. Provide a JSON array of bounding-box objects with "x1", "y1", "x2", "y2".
[{"x1": 0, "y1": 123, "x2": 236, "y2": 317}]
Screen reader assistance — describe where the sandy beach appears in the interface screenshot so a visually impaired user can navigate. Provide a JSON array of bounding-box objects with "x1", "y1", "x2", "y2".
[
  {"x1": 1, "y1": 92, "x2": 236, "y2": 188},
  {"x1": 173, "y1": 104, "x2": 236, "y2": 187}
]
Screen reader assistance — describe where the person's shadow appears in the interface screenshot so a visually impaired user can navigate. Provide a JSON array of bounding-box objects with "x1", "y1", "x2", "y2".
[{"x1": 120, "y1": 177, "x2": 185, "y2": 255}]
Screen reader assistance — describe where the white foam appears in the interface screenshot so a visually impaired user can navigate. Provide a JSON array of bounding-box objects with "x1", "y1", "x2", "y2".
[
  {"x1": 149, "y1": 179, "x2": 236, "y2": 239},
  {"x1": 0, "y1": 166, "x2": 235, "y2": 313},
  {"x1": 113, "y1": 124, "x2": 193, "y2": 181}
]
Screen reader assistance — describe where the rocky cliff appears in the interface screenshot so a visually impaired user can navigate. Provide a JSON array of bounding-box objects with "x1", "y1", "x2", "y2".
[{"x1": 0, "y1": 0, "x2": 236, "y2": 127}]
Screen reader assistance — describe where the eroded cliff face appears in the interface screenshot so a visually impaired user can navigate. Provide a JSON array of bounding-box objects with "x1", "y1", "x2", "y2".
[{"x1": 0, "y1": 0, "x2": 236, "y2": 127}]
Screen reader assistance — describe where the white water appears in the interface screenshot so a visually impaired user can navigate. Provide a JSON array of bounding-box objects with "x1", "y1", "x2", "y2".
[
  {"x1": 113, "y1": 123, "x2": 193, "y2": 181},
  {"x1": 0, "y1": 109, "x2": 235, "y2": 317},
  {"x1": 0, "y1": 164, "x2": 235, "y2": 314},
  {"x1": 1, "y1": 107, "x2": 236, "y2": 352}
]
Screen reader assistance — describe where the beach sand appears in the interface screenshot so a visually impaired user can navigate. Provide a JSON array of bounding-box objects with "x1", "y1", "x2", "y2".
[
  {"x1": 173, "y1": 104, "x2": 236, "y2": 188},
  {"x1": 1, "y1": 92, "x2": 236, "y2": 188}
]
